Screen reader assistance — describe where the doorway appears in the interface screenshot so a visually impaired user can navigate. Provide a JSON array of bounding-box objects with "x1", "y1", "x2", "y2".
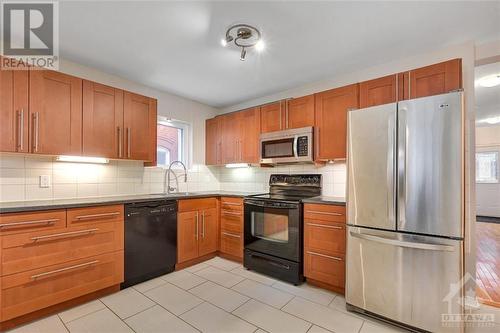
[{"x1": 475, "y1": 61, "x2": 500, "y2": 307}]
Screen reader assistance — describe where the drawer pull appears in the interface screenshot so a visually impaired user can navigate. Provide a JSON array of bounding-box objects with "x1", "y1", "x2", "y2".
[
  {"x1": 307, "y1": 251, "x2": 343, "y2": 261},
  {"x1": 0, "y1": 218, "x2": 59, "y2": 228},
  {"x1": 222, "y1": 232, "x2": 241, "y2": 238},
  {"x1": 74, "y1": 212, "x2": 120, "y2": 220},
  {"x1": 222, "y1": 202, "x2": 242, "y2": 207},
  {"x1": 306, "y1": 223, "x2": 343, "y2": 230},
  {"x1": 31, "y1": 260, "x2": 99, "y2": 280},
  {"x1": 31, "y1": 228, "x2": 99, "y2": 242},
  {"x1": 306, "y1": 210, "x2": 344, "y2": 216},
  {"x1": 222, "y1": 210, "x2": 242, "y2": 216}
]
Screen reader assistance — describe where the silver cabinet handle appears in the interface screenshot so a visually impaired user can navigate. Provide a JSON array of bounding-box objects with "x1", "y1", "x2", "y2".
[
  {"x1": 17, "y1": 109, "x2": 24, "y2": 151},
  {"x1": 307, "y1": 251, "x2": 343, "y2": 261},
  {"x1": 305, "y1": 210, "x2": 344, "y2": 216},
  {"x1": 349, "y1": 231, "x2": 455, "y2": 252},
  {"x1": 117, "y1": 126, "x2": 122, "y2": 158},
  {"x1": 127, "y1": 127, "x2": 131, "y2": 158},
  {"x1": 31, "y1": 228, "x2": 99, "y2": 241},
  {"x1": 222, "y1": 232, "x2": 241, "y2": 238},
  {"x1": 195, "y1": 211, "x2": 199, "y2": 240},
  {"x1": 31, "y1": 260, "x2": 99, "y2": 280},
  {"x1": 221, "y1": 202, "x2": 242, "y2": 207},
  {"x1": 201, "y1": 211, "x2": 205, "y2": 239},
  {"x1": 74, "y1": 212, "x2": 120, "y2": 220},
  {"x1": 0, "y1": 218, "x2": 59, "y2": 228},
  {"x1": 221, "y1": 210, "x2": 242, "y2": 216},
  {"x1": 306, "y1": 223, "x2": 343, "y2": 230},
  {"x1": 32, "y1": 112, "x2": 39, "y2": 152}
]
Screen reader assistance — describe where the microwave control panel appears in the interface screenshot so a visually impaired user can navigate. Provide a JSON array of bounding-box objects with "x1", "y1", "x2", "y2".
[{"x1": 297, "y1": 136, "x2": 309, "y2": 156}]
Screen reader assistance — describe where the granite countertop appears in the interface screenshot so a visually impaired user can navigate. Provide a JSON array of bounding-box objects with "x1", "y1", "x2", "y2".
[
  {"x1": 0, "y1": 191, "x2": 260, "y2": 214},
  {"x1": 301, "y1": 196, "x2": 346, "y2": 206}
]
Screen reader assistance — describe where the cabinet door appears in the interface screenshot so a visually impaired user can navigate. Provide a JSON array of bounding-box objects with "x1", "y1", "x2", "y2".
[
  {"x1": 83, "y1": 81, "x2": 124, "y2": 158},
  {"x1": 29, "y1": 70, "x2": 82, "y2": 155},
  {"x1": 286, "y1": 95, "x2": 314, "y2": 129},
  {"x1": 205, "y1": 117, "x2": 221, "y2": 165},
  {"x1": 359, "y1": 74, "x2": 398, "y2": 108},
  {"x1": 314, "y1": 84, "x2": 358, "y2": 161},
  {"x1": 408, "y1": 59, "x2": 462, "y2": 99},
  {"x1": 221, "y1": 112, "x2": 240, "y2": 163},
  {"x1": 177, "y1": 211, "x2": 199, "y2": 263},
  {"x1": 260, "y1": 101, "x2": 284, "y2": 133},
  {"x1": 123, "y1": 91, "x2": 157, "y2": 161},
  {"x1": 198, "y1": 208, "x2": 218, "y2": 257},
  {"x1": 240, "y1": 107, "x2": 260, "y2": 163},
  {"x1": 0, "y1": 58, "x2": 28, "y2": 153}
]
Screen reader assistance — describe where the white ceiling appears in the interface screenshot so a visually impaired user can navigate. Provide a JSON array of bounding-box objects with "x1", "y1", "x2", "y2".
[
  {"x1": 475, "y1": 62, "x2": 500, "y2": 126},
  {"x1": 59, "y1": 1, "x2": 500, "y2": 108}
]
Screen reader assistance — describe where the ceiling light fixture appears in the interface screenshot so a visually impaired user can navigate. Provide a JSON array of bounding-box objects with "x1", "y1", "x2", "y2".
[
  {"x1": 477, "y1": 74, "x2": 500, "y2": 88},
  {"x1": 56, "y1": 156, "x2": 109, "y2": 164},
  {"x1": 221, "y1": 24, "x2": 263, "y2": 61}
]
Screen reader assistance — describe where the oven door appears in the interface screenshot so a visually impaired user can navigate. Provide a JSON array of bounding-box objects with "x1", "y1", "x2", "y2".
[{"x1": 244, "y1": 200, "x2": 302, "y2": 262}]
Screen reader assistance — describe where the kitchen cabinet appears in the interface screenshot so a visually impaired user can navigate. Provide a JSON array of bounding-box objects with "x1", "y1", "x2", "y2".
[
  {"x1": 260, "y1": 96, "x2": 314, "y2": 133},
  {"x1": 303, "y1": 203, "x2": 346, "y2": 294},
  {"x1": 219, "y1": 197, "x2": 243, "y2": 260},
  {"x1": 29, "y1": 70, "x2": 83, "y2": 155},
  {"x1": 123, "y1": 91, "x2": 157, "y2": 163},
  {"x1": 0, "y1": 57, "x2": 29, "y2": 153},
  {"x1": 406, "y1": 59, "x2": 462, "y2": 99},
  {"x1": 359, "y1": 74, "x2": 405, "y2": 108},
  {"x1": 83, "y1": 81, "x2": 124, "y2": 158},
  {"x1": 177, "y1": 198, "x2": 218, "y2": 264},
  {"x1": 221, "y1": 112, "x2": 240, "y2": 164},
  {"x1": 0, "y1": 205, "x2": 124, "y2": 324},
  {"x1": 314, "y1": 84, "x2": 358, "y2": 161},
  {"x1": 205, "y1": 117, "x2": 222, "y2": 165},
  {"x1": 240, "y1": 107, "x2": 260, "y2": 163}
]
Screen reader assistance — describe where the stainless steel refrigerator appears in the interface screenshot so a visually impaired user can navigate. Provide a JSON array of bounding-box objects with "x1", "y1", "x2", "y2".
[{"x1": 346, "y1": 91, "x2": 464, "y2": 332}]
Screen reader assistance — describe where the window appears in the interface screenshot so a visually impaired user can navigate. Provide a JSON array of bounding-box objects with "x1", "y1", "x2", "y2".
[
  {"x1": 157, "y1": 117, "x2": 191, "y2": 168},
  {"x1": 476, "y1": 151, "x2": 499, "y2": 183}
]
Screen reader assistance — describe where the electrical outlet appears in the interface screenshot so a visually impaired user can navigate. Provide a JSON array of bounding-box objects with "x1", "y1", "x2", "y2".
[{"x1": 39, "y1": 175, "x2": 51, "y2": 188}]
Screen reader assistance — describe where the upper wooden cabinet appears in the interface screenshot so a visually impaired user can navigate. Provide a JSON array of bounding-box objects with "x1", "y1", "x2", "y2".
[
  {"x1": 260, "y1": 101, "x2": 283, "y2": 133},
  {"x1": 0, "y1": 59, "x2": 28, "y2": 153},
  {"x1": 359, "y1": 74, "x2": 405, "y2": 108},
  {"x1": 315, "y1": 84, "x2": 358, "y2": 161},
  {"x1": 286, "y1": 95, "x2": 315, "y2": 129},
  {"x1": 406, "y1": 59, "x2": 462, "y2": 99},
  {"x1": 260, "y1": 96, "x2": 314, "y2": 133},
  {"x1": 206, "y1": 117, "x2": 222, "y2": 165},
  {"x1": 123, "y1": 91, "x2": 157, "y2": 162},
  {"x1": 29, "y1": 70, "x2": 82, "y2": 155},
  {"x1": 83, "y1": 81, "x2": 124, "y2": 158},
  {"x1": 239, "y1": 107, "x2": 260, "y2": 163},
  {"x1": 221, "y1": 112, "x2": 240, "y2": 164}
]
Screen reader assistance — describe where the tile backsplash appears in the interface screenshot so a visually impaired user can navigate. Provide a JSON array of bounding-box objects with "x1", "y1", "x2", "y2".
[{"x1": 0, "y1": 154, "x2": 346, "y2": 202}]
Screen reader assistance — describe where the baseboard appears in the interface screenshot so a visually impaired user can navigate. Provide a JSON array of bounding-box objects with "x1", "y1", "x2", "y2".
[
  {"x1": 175, "y1": 252, "x2": 217, "y2": 271},
  {"x1": 477, "y1": 216, "x2": 500, "y2": 224},
  {"x1": 217, "y1": 252, "x2": 243, "y2": 263},
  {"x1": 306, "y1": 278, "x2": 345, "y2": 295}
]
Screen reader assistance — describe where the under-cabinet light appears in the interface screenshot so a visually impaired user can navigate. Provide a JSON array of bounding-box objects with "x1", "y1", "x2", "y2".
[
  {"x1": 56, "y1": 156, "x2": 109, "y2": 164},
  {"x1": 225, "y1": 163, "x2": 249, "y2": 168}
]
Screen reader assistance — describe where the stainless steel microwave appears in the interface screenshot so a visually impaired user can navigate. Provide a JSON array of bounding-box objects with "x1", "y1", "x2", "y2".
[{"x1": 260, "y1": 127, "x2": 313, "y2": 164}]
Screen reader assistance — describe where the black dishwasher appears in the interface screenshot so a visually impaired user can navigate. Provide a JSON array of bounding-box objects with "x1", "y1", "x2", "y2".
[{"x1": 122, "y1": 200, "x2": 177, "y2": 289}]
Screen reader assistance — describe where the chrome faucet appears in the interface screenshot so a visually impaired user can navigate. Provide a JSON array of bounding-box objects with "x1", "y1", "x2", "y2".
[{"x1": 164, "y1": 160, "x2": 187, "y2": 194}]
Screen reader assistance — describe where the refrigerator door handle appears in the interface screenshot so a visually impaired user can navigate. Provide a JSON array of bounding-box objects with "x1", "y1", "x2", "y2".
[
  {"x1": 387, "y1": 113, "x2": 396, "y2": 224},
  {"x1": 349, "y1": 231, "x2": 455, "y2": 252},
  {"x1": 397, "y1": 106, "x2": 407, "y2": 229}
]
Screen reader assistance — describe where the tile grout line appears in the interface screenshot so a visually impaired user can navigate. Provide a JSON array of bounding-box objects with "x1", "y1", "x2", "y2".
[
  {"x1": 59, "y1": 300, "x2": 107, "y2": 324},
  {"x1": 98, "y1": 298, "x2": 140, "y2": 333},
  {"x1": 55, "y1": 314, "x2": 71, "y2": 333}
]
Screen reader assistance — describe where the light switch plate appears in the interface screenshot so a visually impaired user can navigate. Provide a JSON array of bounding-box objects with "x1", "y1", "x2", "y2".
[{"x1": 39, "y1": 175, "x2": 51, "y2": 188}]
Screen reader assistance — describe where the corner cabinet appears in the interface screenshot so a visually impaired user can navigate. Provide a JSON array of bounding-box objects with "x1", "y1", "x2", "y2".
[
  {"x1": 206, "y1": 117, "x2": 222, "y2": 165},
  {"x1": 314, "y1": 84, "x2": 358, "y2": 162}
]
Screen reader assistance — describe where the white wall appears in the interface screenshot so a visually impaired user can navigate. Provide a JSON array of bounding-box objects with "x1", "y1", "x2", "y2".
[{"x1": 476, "y1": 125, "x2": 500, "y2": 217}]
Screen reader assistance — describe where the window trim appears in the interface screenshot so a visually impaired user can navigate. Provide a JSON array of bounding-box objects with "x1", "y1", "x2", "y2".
[
  {"x1": 476, "y1": 150, "x2": 499, "y2": 184},
  {"x1": 157, "y1": 116, "x2": 192, "y2": 169}
]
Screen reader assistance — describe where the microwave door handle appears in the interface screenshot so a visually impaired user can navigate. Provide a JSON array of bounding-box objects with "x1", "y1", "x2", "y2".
[{"x1": 293, "y1": 135, "x2": 299, "y2": 158}]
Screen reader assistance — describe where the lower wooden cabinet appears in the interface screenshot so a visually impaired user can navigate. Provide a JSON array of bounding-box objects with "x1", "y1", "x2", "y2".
[
  {"x1": 219, "y1": 197, "x2": 243, "y2": 259},
  {"x1": 220, "y1": 231, "x2": 243, "y2": 259},
  {"x1": 304, "y1": 203, "x2": 346, "y2": 294},
  {"x1": 177, "y1": 198, "x2": 218, "y2": 264}
]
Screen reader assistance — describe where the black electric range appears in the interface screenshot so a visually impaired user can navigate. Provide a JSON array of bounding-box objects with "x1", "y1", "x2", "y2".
[{"x1": 243, "y1": 174, "x2": 322, "y2": 285}]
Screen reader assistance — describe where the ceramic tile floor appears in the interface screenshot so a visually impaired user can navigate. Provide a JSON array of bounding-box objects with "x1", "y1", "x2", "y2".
[{"x1": 7, "y1": 256, "x2": 499, "y2": 333}]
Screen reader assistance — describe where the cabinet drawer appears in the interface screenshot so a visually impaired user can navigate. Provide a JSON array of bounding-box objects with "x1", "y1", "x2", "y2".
[
  {"x1": 304, "y1": 204, "x2": 346, "y2": 223},
  {"x1": 304, "y1": 251, "x2": 345, "y2": 290},
  {"x1": 220, "y1": 231, "x2": 243, "y2": 259},
  {"x1": 220, "y1": 197, "x2": 243, "y2": 212},
  {"x1": 67, "y1": 205, "x2": 123, "y2": 226},
  {"x1": 304, "y1": 221, "x2": 345, "y2": 255},
  {"x1": 178, "y1": 198, "x2": 217, "y2": 212},
  {"x1": 0, "y1": 210, "x2": 66, "y2": 236},
  {"x1": 1, "y1": 221, "x2": 123, "y2": 276},
  {"x1": 1, "y1": 251, "x2": 123, "y2": 321},
  {"x1": 220, "y1": 211, "x2": 243, "y2": 234}
]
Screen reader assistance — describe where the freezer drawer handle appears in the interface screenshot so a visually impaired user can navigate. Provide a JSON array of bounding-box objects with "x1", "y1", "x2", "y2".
[
  {"x1": 306, "y1": 223, "x2": 343, "y2": 230},
  {"x1": 349, "y1": 231, "x2": 455, "y2": 252},
  {"x1": 307, "y1": 251, "x2": 343, "y2": 261},
  {"x1": 306, "y1": 210, "x2": 343, "y2": 216}
]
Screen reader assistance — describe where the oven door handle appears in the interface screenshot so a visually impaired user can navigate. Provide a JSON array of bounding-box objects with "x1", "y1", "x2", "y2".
[
  {"x1": 293, "y1": 135, "x2": 299, "y2": 158},
  {"x1": 245, "y1": 201, "x2": 298, "y2": 209}
]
